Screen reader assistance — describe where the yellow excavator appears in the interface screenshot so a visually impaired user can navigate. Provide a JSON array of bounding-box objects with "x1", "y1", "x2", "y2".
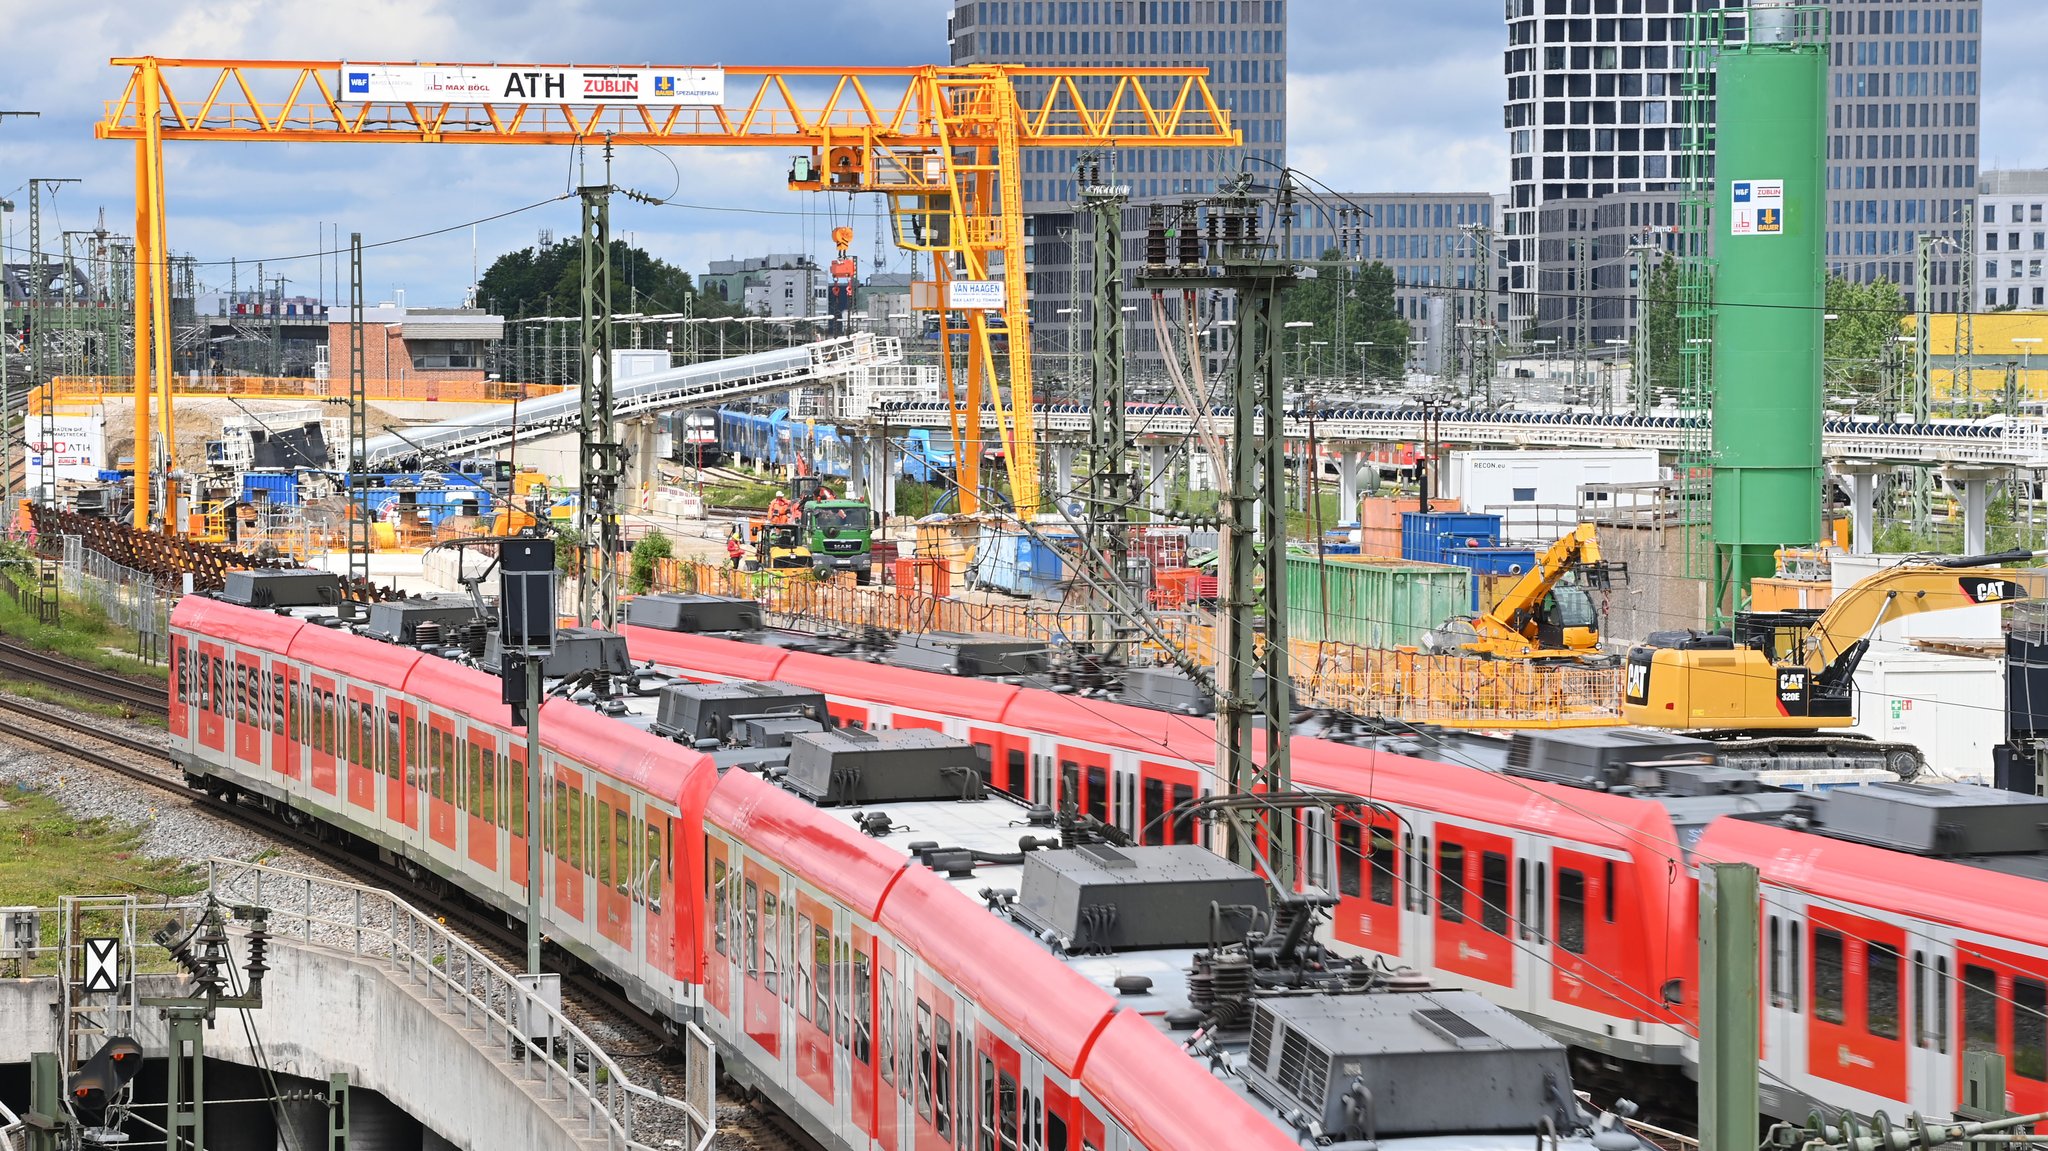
[
  {"x1": 1455, "y1": 523, "x2": 1620, "y2": 661},
  {"x1": 1622, "y1": 549, "x2": 2048, "y2": 777}
]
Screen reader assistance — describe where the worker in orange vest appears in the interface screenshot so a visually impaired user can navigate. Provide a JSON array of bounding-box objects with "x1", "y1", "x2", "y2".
[
  {"x1": 767, "y1": 493, "x2": 794, "y2": 524},
  {"x1": 725, "y1": 528, "x2": 745, "y2": 569}
]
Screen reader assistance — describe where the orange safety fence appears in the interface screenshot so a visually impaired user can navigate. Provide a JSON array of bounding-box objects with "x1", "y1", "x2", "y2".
[
  {"x1": 642, "y1": 559, "x2": 1625, "y2": 728},
  {"x1": 47, "y1": 375, "x2": 569, "y2": 405}
]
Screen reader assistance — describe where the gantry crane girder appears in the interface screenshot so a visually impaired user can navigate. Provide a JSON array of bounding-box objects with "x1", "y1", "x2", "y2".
[{"x1": 96, "y1": 58, "x2": 1239, "y2": 527}]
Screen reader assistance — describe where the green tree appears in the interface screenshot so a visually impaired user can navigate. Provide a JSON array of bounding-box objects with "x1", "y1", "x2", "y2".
[
  {"x1": 480, "y1": 239, "x2": 739, "y2": 322},
  {"x1": 1281, "y1": 251, "x2": 1412, "y2": 381},
  {"x1": 1640, "y1": 252, "x2": 1683, "y2": 405},
  {"x1": 629, "y1": 530, "x2": 673, "y2": 594},
  {"x1": 1823, "y1": 273, "x2": 1905, "y2": 402}
]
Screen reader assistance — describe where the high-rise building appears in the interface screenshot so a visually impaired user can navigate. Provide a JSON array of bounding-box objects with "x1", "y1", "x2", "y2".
[
  {"x1": 1827, "y1": 1, "x2": 1980, "y2": 311},
  {"x1": 947, "y1": 1, "x2": 1286, "y2": 375},
  {"x1": 1977, "y1": 170, "x2": 2048, "y2": 312},
  {"x1": 1505, "y1": 0, "x2": 1981, "y2": 343},
  {"x1": 1288, "y1": 192, "x2": 1501, "y2": 371}
]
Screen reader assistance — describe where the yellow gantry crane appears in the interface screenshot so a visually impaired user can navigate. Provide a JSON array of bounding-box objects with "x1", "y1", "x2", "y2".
[{"x1": 96, "y1": 58, "x2": 1240, "y2": 531}]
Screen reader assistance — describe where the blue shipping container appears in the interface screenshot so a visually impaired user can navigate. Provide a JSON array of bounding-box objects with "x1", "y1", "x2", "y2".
[
  {"x1": 241, "y1": 472, "x2": 299, "y2": 506},
  {"x1": 1400, "y1": 512, "x2": 1502, "y2": 565},
  {"x1": 1444, "y1": 546, "x2": 1538, "y2": 611}
]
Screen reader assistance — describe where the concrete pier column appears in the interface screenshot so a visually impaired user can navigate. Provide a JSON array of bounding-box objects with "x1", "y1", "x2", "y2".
[
  {"x1": 1336, "y1": 450, "x2": 1363, "y2": 519},
  {"x1": 870, "y1": 435, "x2": 898, "y2": 520},
  {"x1": 845, "y1": 431, "x2": 866, "y2": 501},
  {"x1": 623, "y1": 418, "x2": 660, "y2": 507},
  {"x1": 1052, "y1": 443, "x2": 1076, "y2": 504},
  {"x1": 1944, "y1": 464, "x2": 2001, "y2": 555},
  {"x1": 1832, "y1": 461, "x2": 1884, "y2": 556},
  {"x1": 1146, "y1": 444, "x2": 1171, "y2": 512}
]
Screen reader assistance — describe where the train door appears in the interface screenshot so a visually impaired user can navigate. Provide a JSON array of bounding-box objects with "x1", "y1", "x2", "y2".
[
  {"x1": 1548, "y1": 848, "x2": 1637, "y2": 1018},
  {"x1": 642, "y1": 811, "x2": 673, "y2": 979},
  {"x1": 966, "y1": 727, "x2": 1012, "y2": 795},
  {"x1": 465, "y1": 727, "x2": 500, "y2": 875},
  {"x1": 705, "y1": 838, "x2": 734, "y2": 1021},
  {"x1": 791, "y1": 891, "x2": 837, "y2": 1108},
  {"x1": 345, "y1": 684, "x2": 378, "y2": 813},
  {"x1": 1431, "y1": 825, "x2": 1515, "y2": 988},
  {"x1": 911, "y1": 976, "x2": 960, "y2": 1151},
  {"x1": 1330, "y1": 809, "x2": 1401, "y2": 958},
  {"x1": 1764, "y1": 899, "x2": 1810, "y2": 1081},
  {"x1": 1136, "y1": 761, "x2": 1199, "y2": 847},
  {"x1": 306, "y1": 674, "x2": 336, "y2": 796},
  {"x1": 740, "y1": 858, "x2": 783, "y2": 1059},
  {"x1": 1906, "y1": 931, "x2": 1954, "y2": 1115},
  {"x1": 425, "y1": 711, "x2": 460, "y2": 852},
  {"x1": 388, "y1": 700, "x2": 417, "y2": 832},
  {"x1": 266, "y1": 660, "x2": 290, "y2": 777},
  {"x1": 850, "y1": 924, "x2": 879, "y2": 1142},
  {"x1": 169, "y1": 636, "x2": 191, "y2": 745},
  {"x1": 233, "y1": 651, "x2": 263, "y2": 767},
  {"x1": 277, "y1": 662, "x2": 301, "y2": 784},
  {"x1": 551, "y1": 766, "x2": 588, "y2": 924},
  {"x1": 977, "y1": 1030, "x2": 1024, "y2": 1151},
  {"x1": 593, "y1": 784, "x2": 634, "y2": 951},
  {"x1": 1056, "y1": 746, "x2": 1112, "y2": 826},
  {"x1": 1956, "y1": 940, "x2": 2048, "y2": 1116},
  {"x1": 875, "y1": 942, "x2": 904, "y2": 1151},
  {"x1": 1807, "y1": 908, "x2": 1909, "y2": 1103},
  {"x1": 198, "y1": 644, "x2": 226, "y2": 754}
]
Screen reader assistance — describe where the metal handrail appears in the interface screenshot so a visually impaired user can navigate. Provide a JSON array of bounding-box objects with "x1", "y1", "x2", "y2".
[{"x1": 207, "y1": 858, "x2": 714, "y2": 1151}]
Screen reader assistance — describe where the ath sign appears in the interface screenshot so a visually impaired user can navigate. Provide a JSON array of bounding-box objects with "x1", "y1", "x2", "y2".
[{"x1": 339, "y1": 64, "x2": 725, "y2": 106}]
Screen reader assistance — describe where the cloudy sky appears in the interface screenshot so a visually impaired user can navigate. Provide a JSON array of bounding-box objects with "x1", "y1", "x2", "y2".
[{"x1": 1, "y1": 1, "x2": 2041, "y2": 308}]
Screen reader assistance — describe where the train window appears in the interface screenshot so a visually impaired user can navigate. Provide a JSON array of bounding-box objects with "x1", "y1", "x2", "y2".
[
  {"x1": 1436, "y1": 840, "x2": 1465, "y2": 923},
  {"x1": 794, "y1": 915, "x2": 814, "y2": 1020},
  {"x1": 1867, "y1": 942, "x2": 1901, "y2": 1040},
  {"x1": 1813, "y1": 929, "x2": 1846, "y2": 1025},
  {"x1": 880, "y1": 971, "x2": 897, "y2": 1086},
  {"x1": 999, "y1": 1070, "x2": 1020, "y2": 1151},
  {"x1": 1912, "y1": 950, "x2": 1928, "y2": 1047},
  {"x1": 1006, "y1": 750, "x2": 1026, "y2": 798},
  {"x1": 386, "y1": 713, "x2": 403, "y2": 781},
  {"x1": 1603, "y1": 859, "x2": 1616, "y2": 923},
  {"x1": 645, "y1": 819, "x2": 664, "y2": 906},
  {"x1": 1142, "y1": 778, "x2": 1164, "y2": 846},
  {"x1": 1403, "y1": 832, "x2": 1419, "y2": 912},
  {"x1": 971, "y1": 741, "x2": 993, "y2": 787},
  {"x1": 568, "y1": 789, "x2": 584, "y2": 871},
  {"x1": 619, "y1": 807, "x2": 636, "y2": 897},
  {"x1": 272, "y1": 673, "x2": 286, "y2": 735},
  {"x1": 761, "y1": 890, "x2": 780, "y2": 996},
  {"x1": 743, "y1": 879, "x2": 760, "y2": 977},
  {"x1": 1059, "y1": 761, "x2": 1078, "y2": 815},
  {"x1": 980, "y1": 1055, "x2": 998, "y2": 1151},
  {"x1": 712, "y1": 860, "x2": 729, "y2": 956},
  {"x1": 552, "y1": 783, "x2": 571, "y2": 861},
  {"x1": 853, "y1": 948, "x2": 872, "y2": 1064},
  {"x1": 916, "y1": 1001, "x2": 934, "y2": 1121},
  {"x1": 1085, "y1": 766, "x2": 1106, "y2": 822},
  {"x1": 1533, "y1": 863, "x2": 1547, "y2": 940},
  {"x1": 1788, "y1": 926, "x2": 1801, "y2": 1013},
  {"x1": 935, "y1": 1015, "x2": 954, "y2": 1139},
  {"x1": 1370, "y1": 830, "x2": 1397, "y2": 907},
  {"x1": 1336, "y1": 819, "x2": 1362, "y2": 898},
  {"x1": 215, "y1": 658, "x2": 227, "y2": 718},
  {"x1": 1302, "y1": 811, "x2": 1328, "y2": 892},
  {"x1": 172, "y1": 646, "x2": 186, "y2": 704},
  {"x1": 1047, "y1": 1105, "x2": 1069, "y2": 1151},
  {"x1": 509, "y1": 753, "x2": 526, "y2": 835},
  {"x1": 1964, "y1": 965, "x2": 1998, "y2": 1054},
  {"x1": 1480, "y1": 852, "x2": 1510, "y2": 935},
  {"x1": 2018, "y1": 978, "x2": 2048, "y2": 1082},
  {"x1": 468, "y1": 748, "x2": 486, "y2": 818},
  {"x1": 1171, "y1": 784, "x2": 1195, "y2": 845},
  {"x1": 1935, "y1": 957, "x2": 1950, "y2": 1053},
  {"x1": 1557, "y1": 868, "x2": 1586, "y2": 954},
  {"x1": 814, "y1": 924, "x2": 832, "y2": 1026},
  {"x1": 1769, "y1": 918, "x2": 1785, "y2": 1007}
]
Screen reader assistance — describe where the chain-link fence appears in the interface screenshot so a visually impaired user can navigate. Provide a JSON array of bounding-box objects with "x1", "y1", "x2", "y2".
[{"x1": 59, "y1": 535, "x2": 175, "y2": 664}]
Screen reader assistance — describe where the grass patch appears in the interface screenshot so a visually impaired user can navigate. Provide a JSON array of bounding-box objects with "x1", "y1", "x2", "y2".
[
  {"x1": 0, "y1": 787, "x2": 204, "y2": 975},
  {"x1": 0, "y1": 566, "x2": 168, "y2": 680},
  {"x1": 705, "y1": 480, "x2": 781, "y2": 509},
  {"x1": 0, "y1": 680, "x2": 160, "y2": 726}
]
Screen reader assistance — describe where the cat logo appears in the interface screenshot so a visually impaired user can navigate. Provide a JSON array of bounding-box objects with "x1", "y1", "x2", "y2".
[
  {"x1": 1625, "y1": 659, "x2": 1650, "y2": 704},
  {"x1": 1961, "y1": 576, "x2": 2024, "y2": 604},
  {"x1": 1777, "y1": 669, "x2": 1807, "y2": 704}
]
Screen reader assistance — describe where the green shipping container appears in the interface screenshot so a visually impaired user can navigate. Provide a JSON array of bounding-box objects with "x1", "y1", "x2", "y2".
[{"x1": 1283, "y1": 555, "x2": 1472, "y2": 649}]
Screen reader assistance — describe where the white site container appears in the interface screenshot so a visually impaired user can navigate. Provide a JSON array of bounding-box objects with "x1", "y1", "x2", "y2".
[
  {"x1": 1442, "y1": 448, "x2": 1661, "y2": 539},
  {"x1": 1847, "y1": 647, "x2": 2004, "y2": 783}
]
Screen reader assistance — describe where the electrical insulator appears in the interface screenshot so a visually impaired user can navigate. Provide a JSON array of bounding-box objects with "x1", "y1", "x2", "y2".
[
  {"x1": 1145, "y1": 205, "x2": 1168, "y2": 266},
  {"x1": 1177, "y1": 206, "x2": 1201, "y2": 267}
]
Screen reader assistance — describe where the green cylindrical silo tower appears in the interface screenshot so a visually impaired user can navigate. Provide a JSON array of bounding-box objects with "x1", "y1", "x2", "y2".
[{"x1": 1711, "y1": 6, "x2": 1827, "y2": 603}]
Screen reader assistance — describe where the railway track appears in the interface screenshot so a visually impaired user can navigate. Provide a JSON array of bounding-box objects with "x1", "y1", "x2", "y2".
[{"x1": 0, "y1": 637, "x2": 170, "y2": 718}]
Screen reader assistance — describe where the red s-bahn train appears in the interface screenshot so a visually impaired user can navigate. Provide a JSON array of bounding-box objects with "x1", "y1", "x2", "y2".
[
  {"x1": 169, "y1": 581, "x2": 1658, "y2": 1151},
  {"x1": 617, "y1": 612, "x2": 2048, "y2": 1124}
]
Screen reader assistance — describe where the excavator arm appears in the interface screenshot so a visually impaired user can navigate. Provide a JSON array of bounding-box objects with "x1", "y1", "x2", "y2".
[{"x1": 1804, "y1": 550, "x2": 2048, "y2": 670}]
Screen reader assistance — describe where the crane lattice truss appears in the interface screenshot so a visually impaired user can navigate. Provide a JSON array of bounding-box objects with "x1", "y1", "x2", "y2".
[{"x1": 97, "y1": 58, "x2": 1239, "y2": 527}]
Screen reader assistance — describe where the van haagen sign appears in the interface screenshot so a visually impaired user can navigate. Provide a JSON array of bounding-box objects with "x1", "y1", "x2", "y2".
[{"x1": 339, "y1": 64, "x2": 725, "y2": 106}]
